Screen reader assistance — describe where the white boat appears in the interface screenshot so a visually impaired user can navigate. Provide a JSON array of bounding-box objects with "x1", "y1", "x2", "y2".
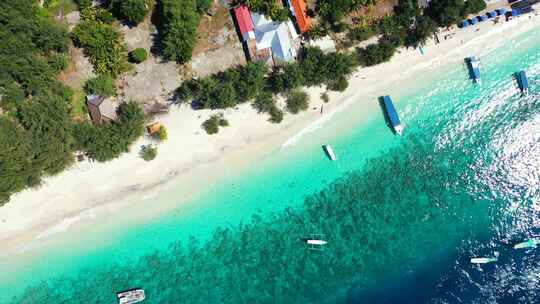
[
  {"x1": 323, "y1": 145, "x2": 336, "y2": 161},
  {"x1": 307, "y1": 239, "x2": 328, "y2": 246},
  {"x1": 470, "y1": 257, "x2": 497, "y2": 264},
  {"x1": 514, "y1": 239, "x2": 540, "y2": 249},
  {"x1": 305, "y1": 234, "x2": 327, "y2": 251},
  {"x1": 117, "y1": 289, "x2": 145, "y2": 304},
  {"x1": 471, "y1": 251, "x2": 499, "y2": 264},
  {"x1": 381, "y1": 96, "x2": 404, "y2": 135}
]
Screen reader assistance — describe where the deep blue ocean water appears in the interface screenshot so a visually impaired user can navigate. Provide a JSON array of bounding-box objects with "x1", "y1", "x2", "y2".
[{"x1": 1, "y1": 23, "x2": 540, "y2": 303}]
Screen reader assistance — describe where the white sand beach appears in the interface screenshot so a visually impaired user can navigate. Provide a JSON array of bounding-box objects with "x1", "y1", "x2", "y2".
[{"x1": 1, "y1": 9, "x2": 540, "y2": 256}]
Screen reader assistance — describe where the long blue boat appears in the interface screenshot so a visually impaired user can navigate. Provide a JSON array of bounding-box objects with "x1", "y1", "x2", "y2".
[
  {"x1": 515, "y1": 70, "x2": 529, "y2": 95},
  {"x1": 381, "y1": 95, "x2": 404, "y2": 135},
  {"x1": 465, "y1": 56, "x2": 481, "y2": 84}
]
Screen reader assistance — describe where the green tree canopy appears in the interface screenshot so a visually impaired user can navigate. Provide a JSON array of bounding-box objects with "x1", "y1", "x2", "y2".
[
  {"x1": 286, "y1": 90, "x2": 310, "y2": 114},
  {"x1": 464, "y1": 0, "x2": 486, "y2": 15},
  {"x1": 84, "y1": 75, "x2": 117, "y2": 97},
  {"x1": 74, "y1": 101, "x2": 145, "y2": 162},
  {"x1": 72, "y1": 20, "x2": 130, "y2": 77},
  {"x1": 317, "y1": 0, "x2": 375, "y2": 24},
  {"x1": 177, "y1": 62, "x2": 268, "y2": 109},
  {"x1": 129, "y1": 48, "x2": 148, "y2": 63},
  {"x1": 357, "y1": 41, "x2": 397, "y2": 66},
  {"x1": 0, "y1": 118, "x2": 36, "y2": 205},
  {"x1": 202, "y1": 114, "x2": 228, "y2": 134},
  {"x1": 0, "y1": 0, "x2": 76, "y2": 204},
  {"x1": 121, "y1": 0, "x2": 150, "y2": 25},
  {"x1": 141, "y1": 145, "x2": 157, "y2": 161},
  {"x1": 160, "y1": 0, "x2": 202, "y2": 63},
  {"x1": 426, "y1": 0, "x2": 466, "y2": 27}
]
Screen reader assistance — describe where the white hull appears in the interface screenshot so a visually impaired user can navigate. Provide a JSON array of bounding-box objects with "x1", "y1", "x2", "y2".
[
  {"x1": 323, "y1": 145, "x2": 337, "y2": 161},
  {"x1": 394, "y1": 124, "x2": 404, "y2": 136},
  {"x1": 307, "y1": 240, "x2": 327, "y2": 246},
  {"x1": 118, "y1": 289, "x2": 145, "y2": 304},
  {"x1": 470, "y1": 257, "x2": 496, "y2": 264}
]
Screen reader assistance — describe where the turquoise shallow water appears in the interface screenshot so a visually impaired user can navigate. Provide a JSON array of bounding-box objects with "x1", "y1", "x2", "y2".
[{"x1": 2, "y1": 26, "x2": 540, "y2": 303}]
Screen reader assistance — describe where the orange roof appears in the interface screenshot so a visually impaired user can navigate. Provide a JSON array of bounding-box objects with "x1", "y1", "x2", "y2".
[
  {"x1": 290, "y1": 0, "x2": 311, "y2": 33},
  {"x1": 147, "y1": 122, "x2": 162, "y2": 134}
]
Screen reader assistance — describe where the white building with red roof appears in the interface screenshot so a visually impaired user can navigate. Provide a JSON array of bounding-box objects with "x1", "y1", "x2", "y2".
[{"x1": 233, "y1": 5, "x2": 299, "y2": 64}]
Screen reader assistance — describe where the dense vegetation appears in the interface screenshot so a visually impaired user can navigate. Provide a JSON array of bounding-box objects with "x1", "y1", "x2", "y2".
[
  {"x1": 177, "y1": 48, "x2": 357, "y2": 122},
  {"x1": 0, "y1": 0, "x2": 74, "y2": 204},
  {"x1": 141, "y1": 145, "x2": 157, "y2": 161},
  {"x1": 129, "y1": 48, "x2": 148, "y2": 63},
  {"x1": 202, "y1": 114, "x2": 229, "y2": 135},
  {"x1": 344, "y1": 0, "x2": 487, "y2": 66},
  {"x1": 75, "y1": 0, "x2": 92, "y2": 10},
  {"x1": 285, "y1": 90, "x2": 310, "y2": 114},
  {"x1": 0, "y1": 1, "x2": 145, "y2": 205},
  {"x1": 155, "y1": 125, "x2": 168, "y2": 141},
  {"x1": 84, "y1": 74, "x2": 117, "y2": 97},
  {"x1": 317, "y1": 0, "x2": 376, "y2": 24},
  {"x1": 119, "y1": 0, "x2": 150, "y2": 25},
  {"x1": 72, "y1": 8, "x2": 130, "y2": 77},
  {"x1": 178, "y1": 62, "x2": 268, "y2": 109},
  {"x1": 74, "y1": 102, "x2": 145, "y2": 162},
  {"x1": 158, "y1": 0, "x2": 212, "y2": 63}
]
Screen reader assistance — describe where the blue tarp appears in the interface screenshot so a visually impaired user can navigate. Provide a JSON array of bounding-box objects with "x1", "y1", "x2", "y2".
[
  {"x1": 469, "y1": 18, "x2": 478, "y2": 25},
  {"x1": 460, "y1": 20, "x2": 470, "y2": 27},
  {"x1": 479, "y1": 15, "x2": 489, "y2": 21},
  {"x1": 496, "y1": 8, "x2": 507, "y2": 15},
  {"x1": 487, "y1": 11, "x2": 497, "y2": 18},
  {"x1": 512, "y1": 9, "x2": 520, "y2": 16}
]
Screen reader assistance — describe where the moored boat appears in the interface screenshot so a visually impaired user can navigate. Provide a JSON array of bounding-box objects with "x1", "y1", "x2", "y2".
[
  {"x1": 465, "y1": 56, "x2": 481, "y2": 84},
  {"x1": 514, "y1": 70, "x2": 529, "y2": 96},
  {"x1": 323, "y1": 145, "x2": 337, "y2": 161},
  {"x1": 117, "y1": 289, "x2": 145, "y2": 304},
  {"x1": 381, "y1": 95, "x2": 404, "y2": 135},
  {"x1": 305, "y1": 234, "x2": 327, "y2": 251},
  {"x1": 471, "y1": 251, "x2": 499, "y2": 264},
  {"x1": 470, "y1": 257, "x2": 497, "y2": 264},
  {"x1": 307, "y1": 239, "x2": 327, "y2": 246},
  {"x1": 514, "y1": 239, "x2": 540, "y2": 249}
]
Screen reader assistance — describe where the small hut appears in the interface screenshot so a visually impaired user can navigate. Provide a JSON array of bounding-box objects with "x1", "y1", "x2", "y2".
[
  {"x1": 86, "y1": 95, "x2": 118, "y2": 125},
  {"x1": 147, "y1": 122, "x2": 163, "y2": 135}
]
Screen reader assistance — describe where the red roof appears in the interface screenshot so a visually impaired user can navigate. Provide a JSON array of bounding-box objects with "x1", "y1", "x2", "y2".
[
  {"x1": 234, "y1": 5, "x2": 254, "y2": 35},
  {"x1": 290, "y1": 0, "x2": 311, "y2": 33}
]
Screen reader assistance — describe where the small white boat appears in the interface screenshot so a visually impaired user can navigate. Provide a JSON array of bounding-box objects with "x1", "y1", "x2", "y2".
[
  {"x1": 470, "y1": 257, "x2": 497, "y2": 264},
  {"x1": 514, "y1": 239, "x2": 540, "y2": 249},
  {"x1": 305, "y1": 234, "x2": 327, "y2": 251},
  {"x1": 117, "y1": 289, "x2": 145, "y2": 304},
  {"x1": 307, "y1": 239, "x2": 328, "y2": 246},
  {"x1": 323, "y1": 145, "x2": 337, "y2": 161},
  {"x1": 471, "y1": 251, "x2": 499, "y2": 264}
]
